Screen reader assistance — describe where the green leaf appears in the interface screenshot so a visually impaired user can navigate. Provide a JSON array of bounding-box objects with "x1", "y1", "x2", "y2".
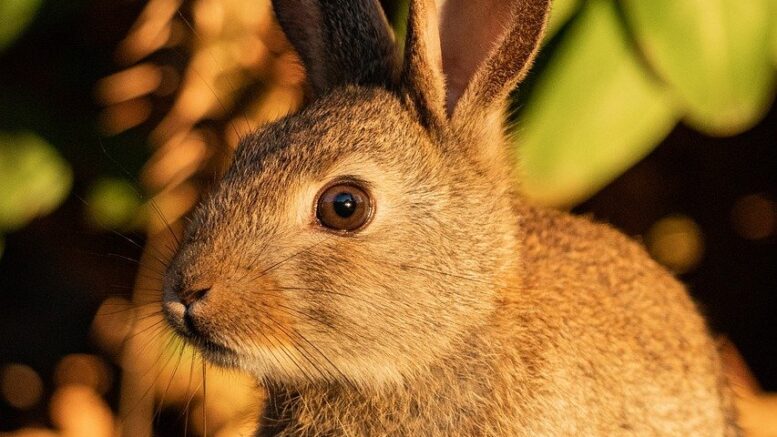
[
  {"x1": 0, "y1": 132, "x2": 73, "y2": 231},
  {"x1": 545, "y1": 0, "x2": 580, "y2": 41},
  {"x1": 770, "y1": 0, "x2": 777, "y2": 65},
  {"x1": 516, "y1": 0, "x2": 680, "y2": 207},
  {"x1": 622, "y1": 0, "x2": 776, "y2": 136},
  {"x1": 0, "y1": 0, "x2": 43, "y2": 52},
  {"x1": 85, "y1": 177, "x2": 143, "y2": 230}
]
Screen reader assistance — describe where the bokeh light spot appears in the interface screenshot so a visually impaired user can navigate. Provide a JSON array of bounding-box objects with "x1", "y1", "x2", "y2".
[
  {"x1": 90, "y1": 297, "x2": 134, "y2": 357},
  {"x1": 3, "y1": 428, "x2": 59, "y2": 437},
  {"x1": 731, "y1": 193, "x2": 777, "y2": 240},
  {"x1": 85, "y1": 177, "x2": 143, "y2": 230},
  {"x1": 1, "y1": 363, "x2": 44, "y2": 410},
  {"x1": 54, "y1": 354, "x2": 113, "y2": 395},
  {"x1": 50, "y1": 385, "x2": 113, "y2": 437},
  {"x1": 646, "y1": 214, "x2": 705, "y2": 273}
]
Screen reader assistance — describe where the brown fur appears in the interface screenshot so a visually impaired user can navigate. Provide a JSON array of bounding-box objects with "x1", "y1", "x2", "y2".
[{"x1": 161, "y1": 0, "x2": 739, "y2": 435}]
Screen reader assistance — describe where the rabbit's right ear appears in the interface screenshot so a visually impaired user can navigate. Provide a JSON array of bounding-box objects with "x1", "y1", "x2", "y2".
[
  {"x1": 272, "y1": 0, "x2": 398, "y2": 98},
  {"x1": 402, "y1": 0, "x2": 551, "y2": 128}
]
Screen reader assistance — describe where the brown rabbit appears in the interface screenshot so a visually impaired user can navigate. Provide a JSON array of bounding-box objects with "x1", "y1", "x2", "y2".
[{"x1": 161, "y1": 0, "x2": 739, "y2": 435}]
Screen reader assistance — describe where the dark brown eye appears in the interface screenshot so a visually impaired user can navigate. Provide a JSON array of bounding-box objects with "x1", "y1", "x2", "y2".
[{"x1": 316, "y1": 183, "x2": 372, "y2": 232}]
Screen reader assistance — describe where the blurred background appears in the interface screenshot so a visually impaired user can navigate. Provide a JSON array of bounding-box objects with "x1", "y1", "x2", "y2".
[{"x1": 0, "y1": 0, "x2": 775, "y2": 435}]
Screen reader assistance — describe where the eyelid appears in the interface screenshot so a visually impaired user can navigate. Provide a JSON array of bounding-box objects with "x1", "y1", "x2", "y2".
[{"x1": 323, "y1": 175, "x2": 372, "y2": 191}]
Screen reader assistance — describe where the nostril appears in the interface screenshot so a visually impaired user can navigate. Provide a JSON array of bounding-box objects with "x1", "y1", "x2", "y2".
[{"x1": 180, "y1": 286, "x2": 211, "y2": 308}]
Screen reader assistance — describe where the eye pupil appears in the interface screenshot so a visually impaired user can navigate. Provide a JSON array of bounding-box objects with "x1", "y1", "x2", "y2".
[
  {"x1": 316, "y1": 183, "x2": 373, "y2": 232},
  {"x1": 333, "y1": 192, "x2": 356, "y2": 218}
]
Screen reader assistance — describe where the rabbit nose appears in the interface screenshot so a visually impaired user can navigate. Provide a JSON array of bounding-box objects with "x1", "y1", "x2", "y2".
[{"x1": 179, "y1": 286, "x2": 211, "y2": 308}]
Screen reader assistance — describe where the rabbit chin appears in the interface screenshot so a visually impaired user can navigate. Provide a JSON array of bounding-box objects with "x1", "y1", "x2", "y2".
[{"x1": 235, "y1": 348, "x2": 414, "y2": 388}]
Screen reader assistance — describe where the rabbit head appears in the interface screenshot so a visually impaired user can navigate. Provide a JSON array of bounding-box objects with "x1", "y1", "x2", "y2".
[{"x1": 162, "y1": 0, "x2": 551, "y2": 387}]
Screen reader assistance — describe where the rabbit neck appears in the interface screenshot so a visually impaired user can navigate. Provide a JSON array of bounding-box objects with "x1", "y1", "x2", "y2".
[{"x1": 257, "y1": 284, "x2": 543, "y2": 436}]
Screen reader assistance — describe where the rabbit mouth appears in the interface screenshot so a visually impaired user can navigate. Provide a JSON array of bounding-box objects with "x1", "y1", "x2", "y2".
[
  {"x1": 180, "y1": 323, "x2": 241, "y2": 367},
  {"x1": 162, "y1": 301, "x2": 241, "y2": 365},
  {"x1": 189, "y1": 334, "x2": 239, "y2": 366}
]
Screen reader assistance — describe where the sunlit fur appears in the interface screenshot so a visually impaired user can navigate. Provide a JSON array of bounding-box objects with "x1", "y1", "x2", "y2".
[
  {"x1": 165, "y1": 88, "x2": 516, "y2": 386},
  {"x1": 162, "y1": 0, "x2": 739, "y2": 435}
]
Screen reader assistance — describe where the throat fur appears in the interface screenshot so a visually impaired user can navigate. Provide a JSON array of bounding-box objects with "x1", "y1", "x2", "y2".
[{"x1": 256, "y1": 296, "x2": 547, "y2": 437}]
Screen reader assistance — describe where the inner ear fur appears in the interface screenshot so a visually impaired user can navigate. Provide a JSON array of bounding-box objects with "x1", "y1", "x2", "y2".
[
  {"x1": 272, "y1": 0, "x2": 399, "y2": 98},
  {"x1": 402, "y1": 0, "x2": 551, "y2": 123},
  {"x1": 401, "y1": 0, "x2": 448, "y2": 130}
]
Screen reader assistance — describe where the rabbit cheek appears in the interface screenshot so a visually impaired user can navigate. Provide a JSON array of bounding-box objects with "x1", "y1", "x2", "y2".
[
  {"x1": 239, "y1": 281, "x2": 297, "y2": 350},
  {"x1": 205, "y1": 277, "x2": 297, "y2": 354},
  {"x1": 164, "y1": 272, "x2": 297, "y2": 367}
]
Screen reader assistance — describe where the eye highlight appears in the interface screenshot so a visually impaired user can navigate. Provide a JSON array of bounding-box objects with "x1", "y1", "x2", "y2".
[{"x1": 315, "y1": 182, "x2": 373, "y2": 232}]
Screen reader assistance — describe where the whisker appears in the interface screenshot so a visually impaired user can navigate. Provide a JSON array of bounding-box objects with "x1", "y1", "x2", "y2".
[
  {"x1": 181, "y1": 349, "x2": 198, "y2": 436},
  {"x1": 261, "y1": 314, "x2": 334, "y2": 383},
  {"x1": 202, "y1": 359, "x2": 208, "y2": 437},
  {"x1": 95, "y1": 303, "x2": 157, "y2": 318},
  {"x1": 98, "y1": 142, "x2": 182, "y2": 248},
  {"x1": 274, "y1": 286, "x2": 377, "y2": 307},
  {"x1": 397, "y1": 263, "x2": 493, "y2": 286},
  {"x1": 124, "y1": 318, "x2": 167, "y2": 342},
  {"x1": 244, "y1": 294, "x2": 363, "y2": 346},
  {"x1": 238, "y1": 317, "x2": 306, "y2": 384},
  {"x1": 244, "y1": 237, "x2": 327, "y2": 284},
  {"x1": 175, "y1": 10, "x2": 251, "y2": 143},
  {"x1": 133, "y1": 271, "x2": 166, "y2": 282},
  {"x1": 155, "y1": 340, "x2": 186, "y2": 424},
  {"x1": 135, "y1": 309, "x2": 166, "y2": 324},
  {"x1": 122, "y1": 331, "x2": 177, "y2": 419},
  {"x1": 102, "y1": 252, "x2": 168, "y2": 276}
]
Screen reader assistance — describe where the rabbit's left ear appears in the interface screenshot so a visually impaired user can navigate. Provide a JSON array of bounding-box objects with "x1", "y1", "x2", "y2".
[
  {"x1": 402, "y1": 0, "x2": 551, "y2": 126},
  {"x1": 272, "y1": 0, "x2": 398, "y2": 98}
]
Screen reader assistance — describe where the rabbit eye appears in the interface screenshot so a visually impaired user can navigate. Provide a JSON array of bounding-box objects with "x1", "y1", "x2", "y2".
[{"x1": 316, "y1": 183, "x2": 372, "y2": 232}]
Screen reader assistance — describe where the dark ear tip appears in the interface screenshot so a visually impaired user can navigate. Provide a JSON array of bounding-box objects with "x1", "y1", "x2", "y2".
[{"x1": 271, "y1": 0, "x2": 399, "y2": 98}]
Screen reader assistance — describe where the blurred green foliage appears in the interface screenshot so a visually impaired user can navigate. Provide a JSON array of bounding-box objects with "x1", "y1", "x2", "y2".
[
  {"x1": 519, "y1": 0, "x2": 679, "y2": 207},
  {"x1": 545, "y1": 0, "x2": 579, "y2": 39},
  {"x1": 85, "y1": 177, "x2": 143, "y2": 230},
  {"x1": 0, "y1": 132, "x2": 72, "y2": 232},
  {"x1": 767, "y1": 0, "x2": 777, "y2": 65},
  {"x1": 0, "y1": 0, "x2": 67, "y2": 260},
  {"x1": 0, "y1": 0, "x2": 42, "y2": 51},
  {"x1": 773, "y1": 0, "x2": 777, "y2": 63},
  {"x1": 623, "y1": 0, "x2": 774, "y2": 135},
  {"x1": 518, "y1": 0, "x2": 777, "y2": 206}
]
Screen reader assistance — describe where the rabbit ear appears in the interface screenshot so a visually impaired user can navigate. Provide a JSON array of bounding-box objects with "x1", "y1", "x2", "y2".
[
  {"x1": 441, "y1": 0, "x2": 550, "y2": 118},
  {"x1": 272, "y1": 0, "x2": 398, "y2": 97},
  {"x1": 402, "y1": 0, "x2": 550, "y2": 122},
  {"x1": 401, "y1": 0, "x2": 447, "y2": 129}
]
